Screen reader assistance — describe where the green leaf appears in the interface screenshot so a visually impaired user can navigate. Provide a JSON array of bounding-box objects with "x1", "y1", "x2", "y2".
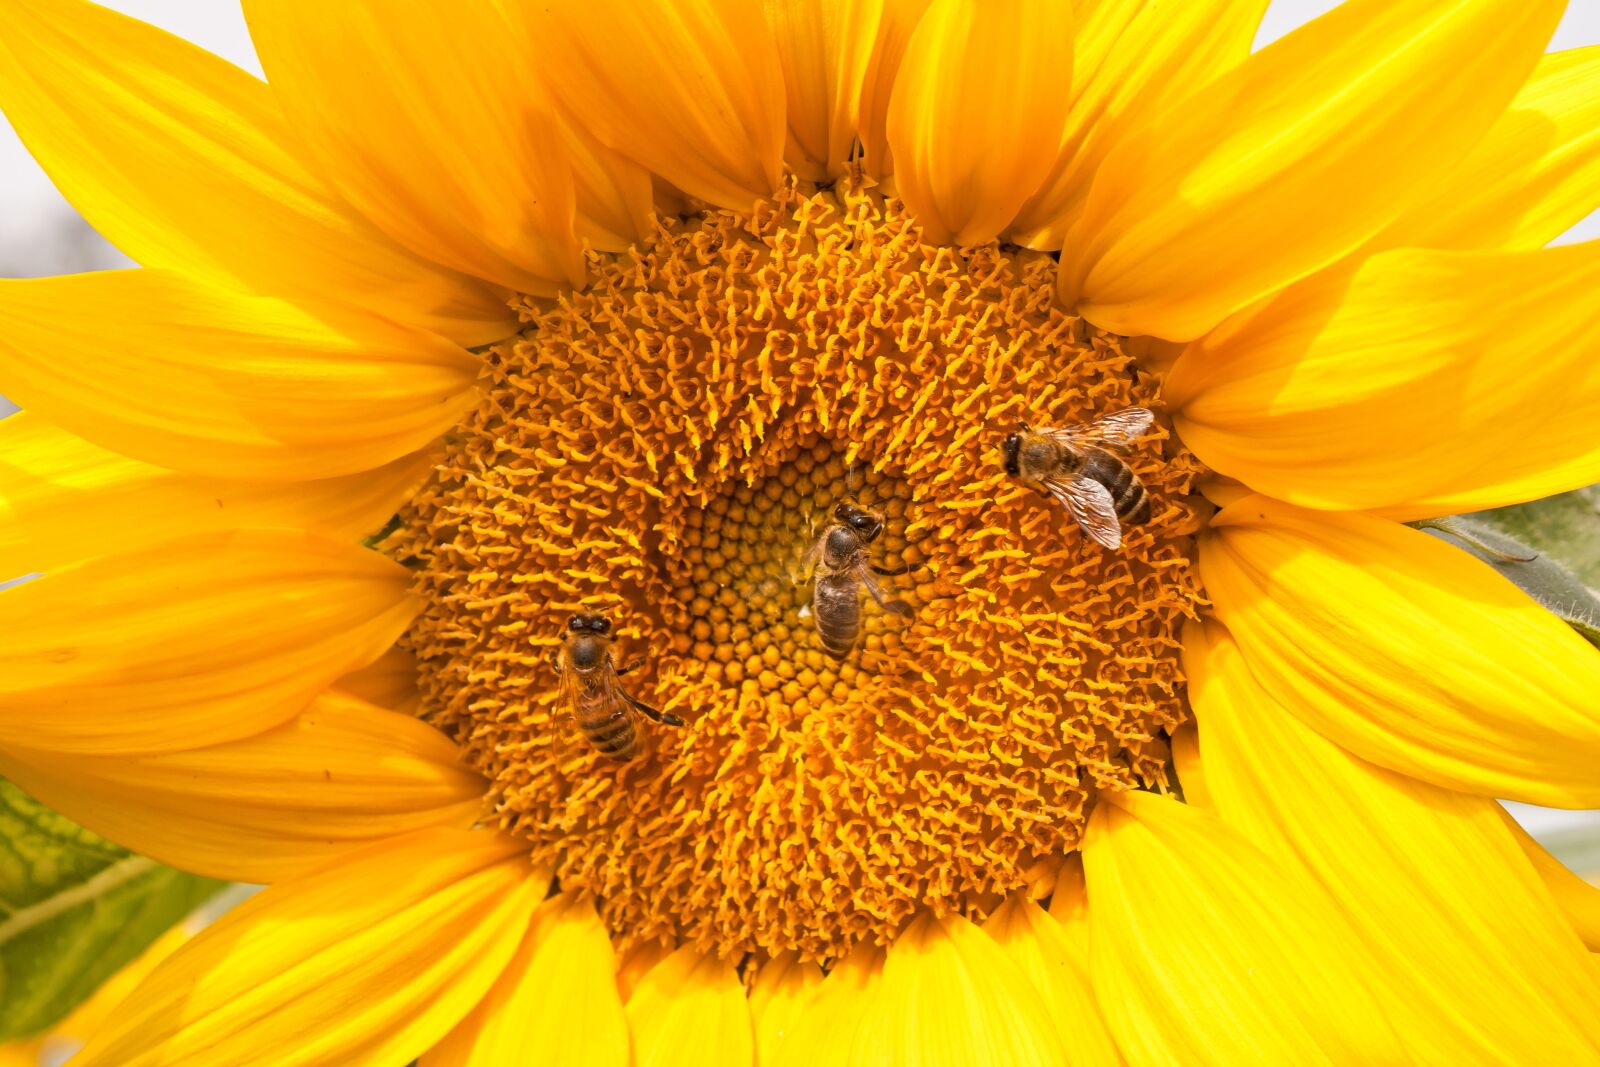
[
  {"x1": 0, "y1": 781, "x2": 223, "y2": 1040},
  {"x1": 1471, "y1": 486, "x2": 1600, "y2": 589}
]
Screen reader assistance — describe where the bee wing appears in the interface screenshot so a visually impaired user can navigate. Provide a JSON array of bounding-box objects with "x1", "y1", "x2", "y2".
[
  {"x1": 857, "y1": 561, "x2": 913, "y2": 617},
  {"x1": 1045, "y1": 475, "x2": 1123, "y2": 550},
  {"x1": 1039, "y1": 407, "x2": 1154, "y2": 451}
]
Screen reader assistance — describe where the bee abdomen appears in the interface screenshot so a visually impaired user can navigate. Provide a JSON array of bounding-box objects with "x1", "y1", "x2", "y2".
[
  {"x1": 576, "y1": 688, "x2": 640, "y2": 762},
  {"x1": 814, "y1": 574, "x2": 861, "y2": 660},
  {"x1": 1083, "y1": 449, "x2": 1149, "y2": 525}
]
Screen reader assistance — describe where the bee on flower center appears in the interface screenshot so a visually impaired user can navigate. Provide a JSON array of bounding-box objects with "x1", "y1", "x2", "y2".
[
  {"x1": 1001, "y1": 406, "x2": 1155, "y2": 550},
  {"x1": 554, "y1": 613, "x2": 685, "y2": 762},
  {"x1": 802, "y1": 501, "x2": 914, "y2": 660}
]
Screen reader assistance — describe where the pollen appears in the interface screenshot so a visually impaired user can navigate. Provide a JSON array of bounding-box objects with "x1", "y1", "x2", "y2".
[{"x1": 392, "y1": 176, "x2": 1207, "y2": 961}]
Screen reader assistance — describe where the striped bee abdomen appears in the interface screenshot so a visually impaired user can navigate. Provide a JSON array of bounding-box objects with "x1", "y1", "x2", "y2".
[
  {"x1": 1082, "y1": 448, "x2": 1150, "y2": 526},
  {"x1": 814, "y1": 573, "x2": 862, "y2": 660},
  {"x1": 575, "y1": 684, "x2": 641, "y2": 762}
]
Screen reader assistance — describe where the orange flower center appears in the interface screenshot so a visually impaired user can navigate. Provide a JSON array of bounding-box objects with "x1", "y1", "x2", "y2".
[{"x1": 393, "y1": 177, "x2": 1206, "y2": 961}]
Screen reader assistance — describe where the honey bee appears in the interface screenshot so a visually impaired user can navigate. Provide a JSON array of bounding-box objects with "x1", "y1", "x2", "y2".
[
  {"x1": 553, "y1": 613, "x2": 684, "y2": 762},
  {"x1": 1001, "y1": 407, "x2": 1154, "y2": 550},
  {"x1": 803, "y1": 501, "x2": 913, "y2": 660}
]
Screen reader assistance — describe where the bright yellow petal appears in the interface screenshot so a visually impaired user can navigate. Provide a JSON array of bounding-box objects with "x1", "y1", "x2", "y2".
[
  {"x1": 770, "y1": 943, "x2": 896, "y2": 1067},
  {"x1": 71, "y1": 830, "x2": 544, "y2": 1067},
  {"x1": 750, "y1": 951, "x2": 823, "y2": 1067},
  {"x1": 1376, "y1": 45, "x2": 1600, "y2": 252},
  {"x1": 855, "y1": 0, "x2": 930, "y2": 179},
  {"x1": 1084, "y1": 790, "x2": 1408, "y2": 1065},
  {"x1": 1188, "y1": 620, "x2": 1600, "y2": 1061},
  {"x1": 1502, "y1": 809, "x2": 1600, "y2": 952},
  {"x1": 1167, "y1": 723, "x2": 1211, "y2": 807},
  {"x1": 421, "y1": 890, "x2": 627, "y2": 1067},
  {"x1": 0, "y1": 270, "x2": 478, "y2": 481},
  {"x1": 1057, "y1": 0, "x2": 1563, "y2": 341},
  {"x1": 0, "y1": 413, "x2": 427, "y2": 579},
  {"x1": 875, "y1": 911, "x2": 1066, "y2": 1065},
  {"x1": 1167, "y1": 242, "x2": 1600, "y2": 517},
  {"x1": 241, "y1": 0, "x2": 584, "y2": 295},
  {"x1": 525, "y1": 0, "x2": 785, "y2": 212},
  {"x1": 764, "y1": 0, "x2": 882, "y2": 181},
  {"x1": 558, "y1": 118, "x2": 658, "y2": 251},
  {"x1": 1045, "y1": 855, "x2": 1088, "y2": 949},
  {"x1": 1008, "y1": 0, "x2": 1266, "y2": 249},
  {"x1": 0, "y1": 691, "x2": 485, "y2": 884},
  {"x1": 332, "y1": 645, "x2": 420, "y2": 713},
  {"x1": 1201, "y1": 496, "x2": 1600, "y2": 807},
  {"x1": 0, "y1": 528, "x2": 414, "y2": 756},
  {"x1": 625, "y1": 945, "x2": 754, "y2": 1067},
  {"x1": 0, "y1": 0, "x2": 512, "y2": 345},
  {"x1": 984, "y1": 895, "x2": 1122, "y2": 1066},
  {"x1": 886, "y1": 0, "x2": 1073, "y2": 245},
  {"x1": 616, "y1": 940, "x2": 673, "y2": 1003}
]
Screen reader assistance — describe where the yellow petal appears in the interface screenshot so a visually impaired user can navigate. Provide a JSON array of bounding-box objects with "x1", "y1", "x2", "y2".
[
  {"x1": 1501, "y1": 808, "x2": 1600, "y2": 952},
  {"x1": 1167, "y1": 242, "x2": 1600, "y2": 517},
  {"x1": 1084, "y1": 790, "x2": 1408, "y2": 1065},
  {"x1": 625, "y1": 945, "x2": 754, "y2": 1067},
  {"x1": 1058, "y1": 0, "x2": 1564, "y2": 341},
  {"x1": 333, "y1": 645, "x2": 421, "y2": 713},
  {"x1": 0, "y1": 270, "x2": 479, "y2": 480},
  {"x1": 0, "y1": 412, "x2": 428, "y2": 579},
  {"x1": 616, "y1": 940, "x2": 674, "y2": 1003},
  {"x1": 0, "y1": 690, "x2": 484, "y2": 884},
  {"x1": 1188, "y1": 620, "x2": 1600, "y2": 1061},
  {"x1": 526, "y1": 0, "x2": 785, "y2": 212},
  {"x1": 1375, "y1": 45, "x2": 1600, "y2": 252},
  {"x1": 886, "y1": 0, "x2": 1073, "y2": 245},
  {"x1": 770, "y1": 943, "x2": 896, "y2": 1067},
  {"x1": 0, "y1": 0, "x2": 512, "y2": 345},
  {"x1": 72, "y1": 830, "x2": 544, "y2": 1067},
  {"x1": 984, "y1": 895, "x2": 1122, "y2": 1066},
  {"x1": 1045, "y1": 855, "x2": 1089, "y2": 949},
  {"x1": 242, "y1": 0, "x2": 583, "y2": 295},
  {"x1": 856, "y1": 0, "x2": 930, "y2": 179},
  {"x1": 421, "y1": 890, "x2": 627, "y2": 1067},
  {"x1": 0, "y1": 528, "x2": 414, "y2": 755},
  {"x1": 875, "y1": 911, "x2": 1067, "y2": 1065},
  {"x1": 765, "y1": 0, "x2": 883, "y2": 181},
  {"x1": 750, "y1": 951, "x2": 824, "y2": 1067},
  {"x1": 1167, "y1": 723, "x2": 1211, "y2": 808},
  {"x1": 559, "y1": 118, "x2": 658, "y2": 252},
  {"x1": 1201, "y1": 496, "x2": 1600, "y2": 807},
  {"x1": 1008, "y1": 0, "x2": 1266, "y2": 249}
]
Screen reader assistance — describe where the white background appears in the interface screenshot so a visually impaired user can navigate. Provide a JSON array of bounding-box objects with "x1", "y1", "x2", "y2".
[{"x1": 0, "y1": 0, "x2": 1595, "y2": 861}]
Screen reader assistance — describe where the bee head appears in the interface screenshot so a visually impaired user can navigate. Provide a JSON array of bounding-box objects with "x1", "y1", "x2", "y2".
[
  {"x1": 564, "y1": 613, "x2": 611, "y2": 668},
  {"x1": 835, "y1": 502, "x2": 883, "y2": 539},
  {"x1": 1001, "y1": 432, "x2": 1023, "y2": 477}
]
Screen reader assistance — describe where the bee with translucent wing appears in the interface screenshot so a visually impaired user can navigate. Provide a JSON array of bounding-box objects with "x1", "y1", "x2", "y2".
[
  {"x1": 1001, "y1": 407, "x2": 1155, "y2": 550},
  {"x1": 801, "y1": 501, "x2": 914, "y2": 660},
  {"x1": 554, "y1": 613, "x2": 684, "y2": 762}
]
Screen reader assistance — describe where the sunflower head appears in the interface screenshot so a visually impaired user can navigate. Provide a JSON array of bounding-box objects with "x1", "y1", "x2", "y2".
[
  {"x1": 394, "y1": 175, "x2": 1207, "y2": 960},
  {"x1": 6, "y1": 0, "x2": 1600, "y2": 1064}
]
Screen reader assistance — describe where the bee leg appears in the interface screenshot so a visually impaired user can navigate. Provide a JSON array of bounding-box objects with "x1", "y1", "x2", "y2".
[
  {"x1": 616, "y1": 658, "x2": 643, "y2": 677},
  {"x1": 628, "y1": 693, "x2": 686, "y2": 729},
  {"x1": 869, "y1": 563, "x2": 911, "y2": 577}
]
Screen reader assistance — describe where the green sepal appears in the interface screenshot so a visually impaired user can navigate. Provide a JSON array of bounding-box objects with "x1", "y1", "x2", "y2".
[{"x1": 1417, "y1": 514, "x2": 1600, "y2": 648}]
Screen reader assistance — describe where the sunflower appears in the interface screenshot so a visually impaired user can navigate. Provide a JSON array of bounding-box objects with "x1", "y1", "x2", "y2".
[{"x1": 2, "y1": 0, "x2": 1600, "y2": 1062}]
